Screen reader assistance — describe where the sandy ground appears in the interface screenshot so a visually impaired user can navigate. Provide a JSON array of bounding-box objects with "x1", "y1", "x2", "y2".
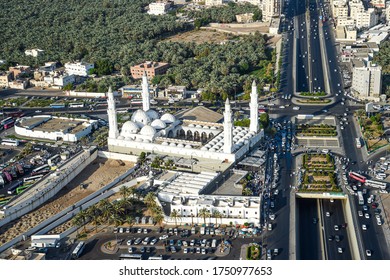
[
  {"x1": 164, "y1": 29, "x2": 230, "y2": 44},
  {"x1": 0, "y1": 158, "x2": 133, "y2": 246}
]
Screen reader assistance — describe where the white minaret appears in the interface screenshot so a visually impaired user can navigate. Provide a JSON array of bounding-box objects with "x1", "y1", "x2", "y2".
[
  {"x1": 107, "y1": 86, "x2": 119, "y2": 139},
  {"x1": 249, "y1": 80, "x2": 259, "y2": 133},
  {"x1": 142, "y1": 71, "x2": 150, "y2": 112},
  {"x1": 223, "y1": 98, "x2": 233, "y2": 154}
]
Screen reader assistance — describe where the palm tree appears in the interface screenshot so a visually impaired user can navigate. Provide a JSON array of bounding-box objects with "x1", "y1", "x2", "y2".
[
  {"x1": 213, "y1": 210, "x2": 222, "y2": 227},
  {"x1": 198, "y1": 208, "x2": 210, "y2": 225},
  {"x1": 154, "y1": 210, "x2": 165, "y2": 226},
  {"x1": 190, "y1": 213, "x2": 195, "y2": 227},
  {"x1": 170, "y1": 209, "x2": 181, "y2": 227},
  {"x1": 71, "y1": 214, "x2": 82, "y2": 236},
  {"x1": 86, "y1": 205, "x2": 101, "y2": 232},
  {"x1": 97, "y1": 199, "x2": 113, "y2": 225},
  {"x1": 75, "y1": 210, "x2": 89, "y2": 233},
  {"x1": 144, "y1": 192, "x2": 157, "y2": 209},
  {"x1": 119, "y1": 185, "x2": 130, "y2": 201},
  {"x1": 128, "y1": 187, "x2": 137, "y2": 199},
  {"x1": 109, "y1": 213, "x2": 123, "y2": 227}
]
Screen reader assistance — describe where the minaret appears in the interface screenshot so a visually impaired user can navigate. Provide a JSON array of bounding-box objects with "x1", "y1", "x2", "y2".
[
  {"x1": 142, "y1": 71, "x2": 150, "y2": 112},
  {"x1": 107, "y1": 86, "x2": 119, "y2": 139},
  {"x1": 223, "y1": 98, "x2": 233, "y2": 154},
  {"x1": 249, "y1": 80, "x2": 259, "y2": 133}
]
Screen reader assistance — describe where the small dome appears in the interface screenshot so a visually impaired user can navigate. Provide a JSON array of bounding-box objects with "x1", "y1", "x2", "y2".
[
  {"x1": 121, "y1": 121, "x2": 139, "y2": 136},
  {"x1": 135, "y1": 137, "x2": 143, "y2": 142},
  {"x1": 201, "y1": 147, "x2": 208, "y2": 151},
  {"x1": 162, "y1": 142, "x2": 169, "y2": 146},
  {"x1": 211, "y1": 126, "x2": 217, "y2": 130},
  {"x1": 161, "y1": 113, "x2": 176, "y2": 124},
  {"x1": 203, "y1": 126, "x2": 209, "y2": 129},
  {"x1": 177, "y1": 143, "x2": 184, "y2": 148},
  {"x1": 169, "y1": 142, "x2": 177, "y2": 147},
  {"x1": 209, "y1": 148, "x2": 216, "y2": 152},
  {"x1": 140, "y1": 125, "x2": 156, "y2": 137},
  {"x1": 151, "y1": 119, "x2": 167, "y2": 130},
  {"x1": 117, "y1": 136, "x2": 125, "y2": 140},
  {"x1": 188, "y1": 124, "x2": 195, "y2": 127},
  {"x1": 196, "y1": 125, "x2": 202, "y2": 128},
  {"x1": 185, "y1": 145, "x2": 192, "y2": 149},
  {"x1": 146, "y1": 109, "x2": 159, "y2": 120},
  {"x1": 131, "y1": 109, "x2": 150, "y2": 127}
]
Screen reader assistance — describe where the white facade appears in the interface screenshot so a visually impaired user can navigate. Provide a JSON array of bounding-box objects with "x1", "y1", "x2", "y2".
[
  {"x1": 355, "y1": 8, "x2": 378, "y2": 29},
  {"x1": 370, "y1": 0, "x2": 385, "y2": 8},
  {"x1": 107, "y1": 86, "x2": 119, "y2": 139},
  {"x1": 205, "y1": 0, "x2": 223, "y2": 6},
  {"x1": 223, "y1": 99, "x2": 233, "y2": 154},
  {"x1": 15, "y1": 115, "x2": 98, "y2": 142},
  {"x1": 148, "y1": 1, "x2": 172, "y2": 15},
  {"x1": 249, "y1": 81, "x2": 259, "y2": 133},
  {"x1": 43, "y1": 73, "x2": 75, "y2": 88},
  {"x1": 263, "y1": 0, "x2": 281, "y2": 22},
  {"x1": 386, "y1": 2, "x2": 390, "y2": 22},
  {"x1": 65, "y1": 61, "x2": 94, "y2": 77},
  {"x1": 352, "y1": 61, "x2": 382, "y2": 101},
  {"x1": 24, "y1": 49, "x2": 44, "y2": 57}
]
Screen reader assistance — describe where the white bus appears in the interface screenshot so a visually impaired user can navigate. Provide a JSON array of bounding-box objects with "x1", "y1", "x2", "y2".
[
  {"x1": 365, "y1": 179, "x2": 387, "y2": 190},
  {"x1": 23, "y1": 174, "x2": 44, "y2": 183},
  {"x1": 1, "y1": 139, "x2": 20, "y2": 146},
  {"x1": 119, "y1": 253, "x2": 142, "y2": 260},
  {"x1": 69, "y1": 103, "x2": 84, "y2": 108},
  {"x1": 148, "y1": 255, "x2": 163, "y2": 260},
  {"x1": 32, "y1": 164, "x2": 49, "y2": 173},
  {"x1": 71, "y1": 241, "x2": 86, "y2": 259},
  {"x1": 357, "y1": 191, "x2": 364, "y2": 205}
]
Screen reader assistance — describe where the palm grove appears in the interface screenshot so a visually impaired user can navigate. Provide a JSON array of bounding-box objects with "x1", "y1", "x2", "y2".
[{"x1": 0, "y1": 0, "x2": 275, "y2": 100}]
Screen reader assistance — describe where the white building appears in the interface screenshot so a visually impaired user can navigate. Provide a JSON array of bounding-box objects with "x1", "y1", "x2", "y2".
[
  {"x1": 65, "y1": 61, "x2": 94, "y2": 77},
  {"x1": 386, "y1": 1, "x2": 390, "y2": 22},
  {"x1": 370, "y1": 0, "x2": 385, "y2": 8},
  {"x1": 24, "y1": 49, "x2": 44, "y2": 57},
  {"x1": 352, "y1": 60, "x2": 382, "y2": 101},
  {"x1": 157, "y1": 171, "x2": 261, "y2": 226},
  {"x1": 107, "y1": 72, "x2": 264, "y2": 163},
  {"x1": 205, "y1": 0, "x2": 223, "y2": 6},
  {"x1": 355, "y1": 8, "x2": 378, "y2": 29},
  {"x1": 263, "y1": 0, "x2": 282, "y2": 22},
  {"x1": 148, "y1": 1, "x2": 172, "y2": 15},
  {"x1": 43, "y1": 73, "x2": 75, "y2": 88},
  {"x1": 15, "y1": 115, "x2": 98, "y2": 142}
]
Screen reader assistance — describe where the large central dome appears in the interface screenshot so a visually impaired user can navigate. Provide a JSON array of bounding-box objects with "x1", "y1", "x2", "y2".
[{"x1": 131, "y1": 109, "x2": 150, "y2": 127}]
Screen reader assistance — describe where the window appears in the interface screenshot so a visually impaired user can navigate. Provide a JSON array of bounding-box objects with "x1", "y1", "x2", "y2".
[
  {"x1": 246, "y1": 211, "x2": 248, "y2": 214},
  {"x1": 255, "y1": 212, "x2": 257, "y2": 214},
  {"x1": 239, "y1": 211, "x2": 241, "y2": 214}
]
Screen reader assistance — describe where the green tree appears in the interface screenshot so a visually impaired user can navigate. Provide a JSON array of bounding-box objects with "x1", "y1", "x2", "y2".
[
  {"x1": 259, "y1": 112, "x2": 269, "y2": 128},
  {"x1": 198, "y1": 208, "x2": 210, "y2": 225},
  {"x1": 86, "y1": 204, "x2": 101, "y2": 232},
  {"x1": 170, "y1": 209, "x2": 181, "y2": 227}
]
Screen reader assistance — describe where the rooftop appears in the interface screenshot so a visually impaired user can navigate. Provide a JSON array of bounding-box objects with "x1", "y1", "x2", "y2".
[{"x1": 177, "y1": 106, "x2": 223, "y2": 123}]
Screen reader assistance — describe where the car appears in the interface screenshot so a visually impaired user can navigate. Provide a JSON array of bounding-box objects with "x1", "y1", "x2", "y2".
[
  {"x1": 279, "y1": 105, "x2": 285, "y2": 109},
  {"x1": 267, "y1": 249, "x2": 272, "y2": 260},
  {"x1": 182, "y1": 240, "x2": 188, "y2": 247},
  {"x1": 170, "y1": 246, "x2": 176, "y2": 253},
  {"x1": 146, "y1": 247, "x2": 151, "y2": 253},
  {"x1": 322, "y1": 109, "x2": 328, "y2": 113},
  {"x1": 150, "y1": 238, "x2": 158, "y2": 245},
  {"x1": 177, "y1": 240, "x2": 183, "y2": 247},
  {"x1": 274, "y1": 189, "x2": 279, "y2": 195},
  {"x1": 313, "y1": 218, "x2": 318, "y2": 224},
  {"x1": 335, "y1": 235, "x2": 341, "y2": 242},
  {"x1": 269, "y1": 213, "x2": 275, "y2": 220},
  {"x1": 141, "y1": 247, "x2": 146, "y2": 253},
  {"x1": 338, "y1": 247, "x2": 343, "y2": 254},
  {"x1": 358, "y1": 211, "x2": 363, "y2": 217},
  {"x1": 183, "y1": 248, "x2": 188, "y2": 254},
  {"x1": 363, "y1": 205, "x2": 368, "y2": 211},
  {"x1": 273, "y1": 248, "x2": 279, "y2": 256},
  {"x1": 365, "y1": 213, "x2": 370, "y2": 219},
  {"x1": 137, "y1": 228, "x2": 142, "y2": 234},
  {"x1": 126, "y1": 239, "x2": 133, "y2": 246},
  {"x1": 134, "y1": 238, "x2": 142, "y2": 245},
  {"x1": 143, "y1": 228, "x2": 148, "y2": 234},
  {"x1": 328, "y1": 235, "x2": 334, "y2": 241},
  {"x1": 362, "y1": 224, "x2": 367, "y2": 230},
  {"x1": 270, "y1": 201, "x2": 275, "y2": 208},
  {"x1": 35, "y1": 110, "x2": 42, "y2": 113},
  {"x1": 326, "y1": 212, "x2": 330, "y2": 217},
  {"x1": 334, "y1": 225, "x2": 339, "y2": 231},
  {"x1": 169, "y1": 239, "x2": 175, "y2": 246},
  {"x1": 293, "y1": 106, "x2": 300, "y2": 110},
  {"x1": 143, "y1": 237, "x2": 150, "y2": 245},
  {"x1": 340, "y1": 126, "x2": 344, "y2": 130},
  {"x1": 201, "y1": 248, "x2": 207, "y2": 254},
  {"x1": 159, "y1": 235, "x2": 168, "y2": 240},
  {"x1": 330, "y1": 199, "x2": 334, "y2": 203},
  {"x1": 366, "y1": 249, "x2": 372, "y2": 257},
  {"x1": 372, "y1": 203, "x2": 378, "y2": 209},
  {"x1": 125, "y1": 228, "x2": 130, "y2": 233},
  {"x1": 196, "y1": 247, "x2": 201, "y2": 254},
  {"x1": 190, "y1": 240, "x2": 195, "y2": 246}
]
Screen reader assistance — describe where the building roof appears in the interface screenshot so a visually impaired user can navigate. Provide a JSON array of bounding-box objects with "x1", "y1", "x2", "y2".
[{"x1": 176, "y1": 106, "x2": 223, "y2": 123}]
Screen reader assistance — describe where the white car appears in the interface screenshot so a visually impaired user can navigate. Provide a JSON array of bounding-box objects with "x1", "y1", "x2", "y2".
[
  {"x1": 126, "y1": 239, "x2": 133, "y2": 246},
  {"x1": 365, "y1": 213, "x2": 370, "y2": 219},
  {"x1": 358, "y1": 211, "x2": 363, "y2": 217},
  {"x1": 326, "y1": 212, "x2": 330, "y2": 217},
  {"x1": 159, "y1": 235, "x2": 169, "y2": 240},
  {"x1": 150, "y1": 238, "x2": 158, "y2": 245},
  {"x1": 338, "y1": 247, "x2": 343, "y2": 254},
  {"x1": 362, "y1": 224, "x2": 367, "y2": 230},
  {"x1": 366, "y1": 249, "x2": 372, "y2": 257},
  {"x1": 293, "y1": 106, "x2": 300, "y2": 110},
  {"x1": 334, "y1": 225, "x2": 339, "y2": 231}
]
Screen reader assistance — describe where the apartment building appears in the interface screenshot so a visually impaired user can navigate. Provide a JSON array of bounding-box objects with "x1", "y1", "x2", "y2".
[
  {"x1": 0, "y1": 72, "x2": 13, "y2": 88},
  {"x1": 9, "y1": 65, "x2": 31, "y2": 78},
  {"x1": 370, "y1": 0, "x2": 385, "y2": 8},
  {"x1": 130, "y1": 61, "x2": 170, "y2": 79},
  {"x1": 355, "y1": 8, "x2": 378, "y2": 29},
  {"x1": 263, "y1": 0, "x2": 282, "y2": 22},
  {"x1": 205, "y1": 0, "x2": 223, "y2": 6},
  {"x1": 65, "y1": 61, "x2": 94, "y2": 77},
  {"x1": 148, "y1": 1, "x2": 172, "y2": 15},
  {"x1": 386, "y1": 1, "x2": 390, "y2": 21},
  {"x1": 43, "y1": 73, "x2": 75, "y2": 89},
  {"x1": 352, "y1": 60, "x2": 382, "y2": 101}
]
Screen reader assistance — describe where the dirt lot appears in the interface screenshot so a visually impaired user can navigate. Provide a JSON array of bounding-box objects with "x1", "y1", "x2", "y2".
[
  {"x1": 164, "y1": 29, "x2": 231, "y2": 44},
  {"x1": 0, "y1": 158, "x2": 134, "y2": 246}
]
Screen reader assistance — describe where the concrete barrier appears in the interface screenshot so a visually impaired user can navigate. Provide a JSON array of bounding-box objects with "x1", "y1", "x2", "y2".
[{"x1": 343, "y1": 197, "x2": 362, "y2": 260}]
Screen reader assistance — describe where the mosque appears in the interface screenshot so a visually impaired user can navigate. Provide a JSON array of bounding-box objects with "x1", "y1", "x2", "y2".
[{"x1": 107, "y1": 73, "x2": 264, "y2": 163}]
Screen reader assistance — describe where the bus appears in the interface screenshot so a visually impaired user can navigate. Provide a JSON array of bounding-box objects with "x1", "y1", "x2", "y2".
[
  {"x1": 130, "y1": 99, "x2": 142, "y2": 105},
  {"x1": 31, "y1": 169, "x2": 50, "y2": 176},
  {"x1": 148, "y1": 255, "x2": 163, "y2": 260},
  {"x1": 7, "y1": 180, "x2": 23, "y2": 195},
  {"x1": 119, "y1": 254, "x2": 142, "y2": 260},
  {"x1": 69, "y1": 103, "x2": 84, "y2": 108},
  {"x1": 349, "y1": 172, "x2": 366, "y2": 183},
  {"x1": 16, "y1": 184, "x2": 31, "y2": 194},
  {"x1": 1, "y1": 139, "x2": 20, "y2": 146},
  {"x1": 365, "y1": 179, "x2": 387, "y2": 190},
  {"x1": 32, "y1": 164, "x2": 49, "y2": 174},
  {"x1": 357, "y1": 191, "x2": 364, "y2": 205},
  {"x1": 23, "y1": 174, "x2": 44, "y2": 183},
  {"x1": 50, "y1": 103, "x2": 66, "y2": 109},
  {"x1": 71, "y1": 241, "x2": 86, "y2": 259},
  {"x1": 3, "y1": 121, "x2": 15, "y2": 129},
  {"x1": 5, "y1": 110, "x2": 24, "y2": 118},
  {"x1": 3, "y1": 171, "x2": 12, "y2": 182},
  {"x1": 0, "y1": 117, "x2": 13, "y2": 126},
  {"x1": 47, "y1": 154, "x2": 60, "y2": 166},
  {"x1": 95, "y1": 101, "x2": 108, "y2": 107},
  {"x1": 356, "y1": 138, "x2": 361, "y2": 148}
]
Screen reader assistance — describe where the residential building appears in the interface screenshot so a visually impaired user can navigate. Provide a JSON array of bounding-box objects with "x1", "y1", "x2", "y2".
[
  {"x1": 236, "y1": 13, "x2": 254, "y2": 23},
  {"x1": 9, "y1": 79, "x2": 28, "y2": 90},
  {"x1": 345, "y1": 25, "x2": 358, "y2": 40},
  {"x1": 130, "y1": 61, "x2": 169, "y2": 79},
  {"x1": 24, "y1": 49, "x2": 44, "y2": 57},
  {"x1": 148, "y1": 1, "x2": 173, "y2": 15},
  {"x1": 0, "y1": 72, "x2": 13, "y2": 88},
  {"x1": 9, "y1": 65, "x2": 31, "y2": 78},
  {"x1": 164, "y1": 85, "x2": 188, "y2": 99},
  {"x1": 39, "y1": 62, "x2": 58, "y2": 73},
  {"x1": 43, "y1": 73, "x2": 75, "y2": 89},
  {"x1": 263, "y1": 0, "x2": 282, "y2": 22},
  {"x1": 65, "y1": 61, "x2": 94, "y2": 77},
  {"x1": 370, "y1": 0, "x2": 385, "y2": 8},
  {"x1": 236, "y1": 0, "x2": 262, "y2": 5},
  {"x1": 355, "y1": 8, "x2": 378, "y2": 29},
  {"x1": 205, "y1": 0, "x2": 223, "y2": 6},
  {"x1": 386, "y1": 1, "x2": 390, "y2": 21},
  {"x1": 332, "y1": 0, "x2": 349, "y2": 18},
  {"x1": 352, "y1": 60, "x2": 382, "y2": 101},
  {"x1": 118, "y1": 84, "x2": 158, "y2": 99}
]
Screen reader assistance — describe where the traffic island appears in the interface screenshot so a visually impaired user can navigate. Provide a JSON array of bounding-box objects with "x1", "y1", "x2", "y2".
[
  {"x1": 215, "y1": 243, "x2": 231, "y2": 257},
  {"x1": 101, "y1": 240, "x2": 120, "y2": 255}
]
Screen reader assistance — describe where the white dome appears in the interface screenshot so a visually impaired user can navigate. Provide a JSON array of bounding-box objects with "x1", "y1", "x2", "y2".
[
  {"x1": 211, "y1": 126, "x2": 217, "y2": 130},
  {"x1": 201, "y1": 147, "x2": 208, "y2": 151},
  {"x1": 162, "y1": 142, "x2": 169, "y2": 146},
  {"x1": 151, "y1": 119, "x2": 167, "y2": 130},
  {"x1": 117, "y1": 136, "x2": 125, "y2": 140},
  {"x1": 188, "y1": 124, "x2": 195, "y2": 127},
  {"x1": 185, "y1": 145, "x2": 192, "y2": 149},
  {"x1": 146, "y1": 109, "x2": 159, "y2": 120},
  {"x1": 196, "y1": 125, "x2": 202, "y2": 128},
  {"x1": 121, "y1": 121, "x2": 139, "y2": 136},
  {"x1": 140, "y1": 125, "x2": 156, "y2": 136},
  {"x1": 135, "y1": 137, "x2": 143, "y2": 142},
  {"x1": 161, "y1": 113, "x2": 176, "y2": 124},
  {"x1": 131, "y1": 109, "x2": 150, "y2": 127},
  {"x1": 177, "y1": 143, "x2": 184, "y2": 148},
  {"x1": 209, "y1": 148, "x2": 216, "y2": 152},
  {"x1": 203, "y1": 126, "x2": 209, "y2": 129},
  {"x1": 169, "y1": 142, "x2": 177, "y2": 147}
]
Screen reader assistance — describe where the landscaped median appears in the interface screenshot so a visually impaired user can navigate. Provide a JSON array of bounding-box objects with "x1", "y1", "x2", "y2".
[
  {"x1": 298, "y1": 91, "x2": 327, "y2": 97},
  {"x1": 299, "y1": 153, "x2": 341, "y2": 193},
  {"x1": 296, "y1": 98, "x2": 332, "y2": 104},
  {"x1": 246, "y1": 243, "x2": 261, "y2": 260},
  {"x1": 296, "y1": 124, "x2": 337, "y2": 137}
]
